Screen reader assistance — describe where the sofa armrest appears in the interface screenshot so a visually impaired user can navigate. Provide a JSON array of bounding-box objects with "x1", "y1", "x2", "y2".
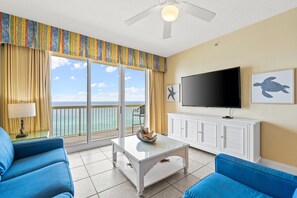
[
  {"x1": 215, "y1": 154, "x2": 297, "y2": 198},
  {"x1": 13, "y1": 138, "x2": 64, "y2": 160}
]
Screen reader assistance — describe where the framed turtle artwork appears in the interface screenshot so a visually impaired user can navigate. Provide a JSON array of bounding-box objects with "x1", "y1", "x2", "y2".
[
  {"x1": 166, "y1": 84, "x2": 180, "y2": 102},
  {"x1": 251, "y1": 69, "x2": 295, "y2": 104}
]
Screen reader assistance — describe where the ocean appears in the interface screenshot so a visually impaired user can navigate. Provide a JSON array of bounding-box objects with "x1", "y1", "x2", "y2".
[{"x1": 52, "y1": 101, "x2": 145, "y2": 137}]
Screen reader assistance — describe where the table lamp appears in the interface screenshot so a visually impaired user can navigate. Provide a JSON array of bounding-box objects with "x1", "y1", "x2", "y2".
[{"x1": 8, "y1": 103, "x2": 36, "y2": 138}]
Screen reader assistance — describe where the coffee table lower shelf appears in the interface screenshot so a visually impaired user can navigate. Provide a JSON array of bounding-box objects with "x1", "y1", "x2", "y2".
[{"x1": 115, "y1": 155, "x2": 184, "y2": 192}]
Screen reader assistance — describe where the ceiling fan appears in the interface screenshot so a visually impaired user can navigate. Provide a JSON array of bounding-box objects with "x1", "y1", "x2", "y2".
[{"x1": 125, "y1": 0, "x2": 216, "y2": 39}]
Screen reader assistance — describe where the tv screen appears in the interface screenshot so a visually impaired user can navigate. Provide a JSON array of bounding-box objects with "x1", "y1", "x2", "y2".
[{"x1": 182, "y1": 67, "x2": 241, "y2": 108}]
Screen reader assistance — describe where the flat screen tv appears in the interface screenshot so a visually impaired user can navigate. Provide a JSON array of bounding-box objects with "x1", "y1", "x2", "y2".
[{"x1": 182, "y1": 67, "x2": 241, "y2": 108}]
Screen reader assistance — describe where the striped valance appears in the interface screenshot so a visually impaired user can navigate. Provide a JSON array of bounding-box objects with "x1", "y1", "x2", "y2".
[{"x1": 0, "y1": 12, "x2": 166, "y2": 72}]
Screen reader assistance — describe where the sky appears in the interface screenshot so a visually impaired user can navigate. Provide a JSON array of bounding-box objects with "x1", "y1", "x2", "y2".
[{"x1": 51, "y1": 56, "x2": 145, "y2": 102}]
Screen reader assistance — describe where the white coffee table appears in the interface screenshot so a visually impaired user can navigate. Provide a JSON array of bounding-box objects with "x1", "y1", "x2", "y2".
[{"x1": 111, "y1": 134, "x2": 189, "y2": 196}]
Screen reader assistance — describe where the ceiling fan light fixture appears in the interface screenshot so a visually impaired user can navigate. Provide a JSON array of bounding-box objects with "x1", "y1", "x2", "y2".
[{"x1": 161, "y1": 4, "x2": 179, "y2": 22}]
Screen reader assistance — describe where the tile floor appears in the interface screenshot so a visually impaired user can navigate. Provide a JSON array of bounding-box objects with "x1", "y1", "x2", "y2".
[{"x1": 68, "y1": 145, "x2": 216, "y2": 198}]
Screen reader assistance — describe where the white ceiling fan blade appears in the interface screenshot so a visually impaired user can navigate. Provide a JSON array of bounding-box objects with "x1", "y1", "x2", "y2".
[
  {"x1": 163, "y1": 22, "x2": 172, "y2": 39},
  {"x1": 125, "y1": 5, "x2": 160, "y2": 26},
  {"x1": 182, "y1": 2, "x2": 216, "y2": 22}
]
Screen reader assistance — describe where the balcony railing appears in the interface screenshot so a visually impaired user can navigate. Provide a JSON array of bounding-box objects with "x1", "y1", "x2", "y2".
[{"x1": 52, "y1": 104, "x2": 143, "y2": 138}]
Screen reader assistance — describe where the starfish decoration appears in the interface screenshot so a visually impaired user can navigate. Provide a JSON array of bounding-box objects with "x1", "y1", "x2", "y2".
[{"x1": 168, "y1": 86, "x2": 176, "y2": 101}]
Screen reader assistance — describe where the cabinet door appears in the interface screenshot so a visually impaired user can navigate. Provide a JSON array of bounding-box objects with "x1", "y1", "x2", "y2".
[
  {"x1": 171, "y1": 117, "x2": 183, "y2": 138},
  {"x1": 220, "y1": 123, "x2": 248, "y2": 159},
  {"x1": 199, "y1": 120, "x2": 218, "y2": 150},
  {"x1": 184, "y1": 119, "x2": 199, "y2": 143}
]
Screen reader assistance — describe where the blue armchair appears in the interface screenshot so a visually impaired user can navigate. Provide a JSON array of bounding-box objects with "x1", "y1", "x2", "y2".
[
  {"x1": 0, "y1": 127, "x2": 74, "y2": 198},
  {"x1": 184, "y1": 154, "x2": 297, "y2": 198}
]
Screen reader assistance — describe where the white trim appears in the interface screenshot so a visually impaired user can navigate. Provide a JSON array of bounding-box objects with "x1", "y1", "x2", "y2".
[
  {"x1": 87, "y1": 59, "x2": 92, "y2": 143},
  {"x1": 118, "y1": 65, "x2": 125, "y2": 138},
  {"x1": 259, "y1": 158, "x2": 297, "y2": 175},
  {"x1": 145, "y1": 69, "x2": 149, "y2": 128}
]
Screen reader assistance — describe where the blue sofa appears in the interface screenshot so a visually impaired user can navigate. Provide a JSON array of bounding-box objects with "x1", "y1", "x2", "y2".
[
  {"x1": 184, "y1": 154, "x2": 297, "y2": 198},
  {"x1": 0, "y1": 127, "x2": 74, "y2": 198}
]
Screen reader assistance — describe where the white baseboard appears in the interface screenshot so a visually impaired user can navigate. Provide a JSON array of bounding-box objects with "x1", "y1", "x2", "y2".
[{"x1": 259, "y1": 158, "x2": 297, "y2": 175}]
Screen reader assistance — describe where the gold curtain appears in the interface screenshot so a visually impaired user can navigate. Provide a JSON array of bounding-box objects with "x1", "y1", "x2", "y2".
[
  {"x1": 0, "y1": 44, "x2": 51, "y2": 135},
  {"x1": 149, "y1": 70, "x2": 165, "y2": 135}
]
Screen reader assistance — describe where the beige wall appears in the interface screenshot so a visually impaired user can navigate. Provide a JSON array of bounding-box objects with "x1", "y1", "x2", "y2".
[{"x1": 165, "y1": 8, "x2": 297, "y2": 167}]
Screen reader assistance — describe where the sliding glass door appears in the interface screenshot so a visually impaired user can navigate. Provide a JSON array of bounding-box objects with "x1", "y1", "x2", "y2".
[
  {"x1": 91, "y1": 63, "x2": 119, "y2": 141},
  {"x1": 51, "y1": 55, "x2": 148, "y2": 148},
  {"x1": 51, "y1": 56, "x2": 88, "y2": 147},
  {"x1": 124, "y1": 68, "x2": 146, "y2": 136}
]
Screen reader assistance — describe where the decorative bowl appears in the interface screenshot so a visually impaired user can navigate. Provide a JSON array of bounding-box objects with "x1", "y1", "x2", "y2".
[{"x1": 136, "y1": 127, "x2": 157, "y2": 143}]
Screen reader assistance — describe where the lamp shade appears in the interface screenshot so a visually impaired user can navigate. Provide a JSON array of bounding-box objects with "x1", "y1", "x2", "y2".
[{"x1": 8, "y1": 103, "x2": 36, "y2": 118}]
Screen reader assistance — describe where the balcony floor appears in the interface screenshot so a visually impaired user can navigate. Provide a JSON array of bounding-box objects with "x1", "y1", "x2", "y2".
[{"x1": 63, "y1": 127, "x2": 136, "y2": 147}]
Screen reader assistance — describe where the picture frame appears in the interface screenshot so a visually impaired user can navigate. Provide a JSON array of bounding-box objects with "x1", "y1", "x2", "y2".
[
  {"x1": 251, "y1": 69, "x2": 295, "y2": 104},
  {"x1": 166, "y1": 84, "x2": 180, "y2": 102}
]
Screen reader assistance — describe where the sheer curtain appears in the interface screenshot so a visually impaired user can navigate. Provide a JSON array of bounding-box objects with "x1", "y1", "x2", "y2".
[
  {"x1": 149, "y1": 70, "x2": 165, "y2": 135},
  {"x1": 0, "y1": 44, "x2": 51, "y2": 135}
]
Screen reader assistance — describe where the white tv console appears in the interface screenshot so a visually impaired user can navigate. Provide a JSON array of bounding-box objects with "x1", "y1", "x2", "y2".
[{"x1": 168, "y1": 113, "x2": 261, "y2": 162}]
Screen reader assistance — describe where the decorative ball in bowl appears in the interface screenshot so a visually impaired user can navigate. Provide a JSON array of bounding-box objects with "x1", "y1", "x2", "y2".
[{"x1": 137, "y1": 127, "x2": 157, "y2": 143}]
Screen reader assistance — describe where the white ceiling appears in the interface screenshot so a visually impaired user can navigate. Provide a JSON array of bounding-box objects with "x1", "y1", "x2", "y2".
[{"x1": 0, "y1": 0, "x2": 297, "y2": 57}]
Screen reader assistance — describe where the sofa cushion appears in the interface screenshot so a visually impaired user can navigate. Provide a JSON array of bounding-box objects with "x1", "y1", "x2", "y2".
[
  {"x1": 0, "y1": 162, "x2": 74, "y2": 198},
  {"x1": 52, "y1": 192, "x2": 74, "y2": 198},
  {"x1": 184, "y1": 173, "x2": 271, "y2": 198},
  {"x1": 216, "y1": 154, "x2": 297, "y2": 198},
  {"x1": 1, "y1": 148, "x2": 68, "y2": 181},
  {"x1": 0, "y1": 127, "x2": 14, "y2": 177}
]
